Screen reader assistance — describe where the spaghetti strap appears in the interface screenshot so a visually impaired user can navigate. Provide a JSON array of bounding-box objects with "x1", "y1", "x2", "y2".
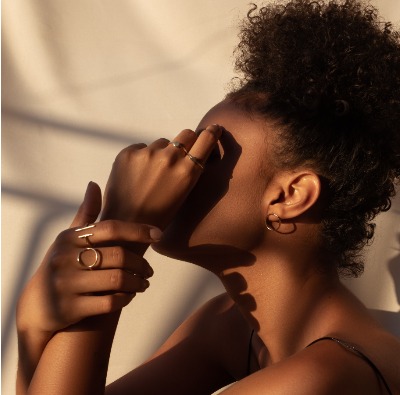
[
  {"x1": 246, "y1": 329, "x2": 255, "y2": 376},
  {"x1": 307, "y1": 337, "x2": 393, "y2": 395}
]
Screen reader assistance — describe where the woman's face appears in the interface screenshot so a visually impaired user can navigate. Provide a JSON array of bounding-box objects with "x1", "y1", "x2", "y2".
[{"x1": 154, "y1": 100, "x2": 277, "y2": 264}]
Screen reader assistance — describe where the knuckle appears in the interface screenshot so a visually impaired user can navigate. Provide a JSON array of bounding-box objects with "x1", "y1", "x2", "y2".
[
  {"x1": 111, "y1": 246, "x2": 124, "y2": 266},
  {"x1": 102, "y1": 220, "x2": 119, "y2": 239},
  {"x1": 181, "y1": 128, "x2": 195, "y2": 135},
  {"x1": 110, "y1": 270, "x2": 124, "y2": 289},
  {"x1": 55, "y1": 229, "x2": 69, "y2": 244},
  {"x1": 154, "y1": 137, "x2": 169, "y2": 146},
  {"x1": 115, "y1": 147, "x2": 131, "y2": 160},
  {"x1": 116, "y1": 147, "x2": 136, "y2": 163},
  {"x1": 133, "y1": 225, "x2": 148, "y2": 242},
  {"x1": 49, "y1": 250, "x2": 67, "y2": 270}
]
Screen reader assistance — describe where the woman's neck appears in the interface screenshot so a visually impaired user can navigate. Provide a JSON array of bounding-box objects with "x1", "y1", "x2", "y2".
[{"x1": 217, "y1": 247, "x2": 346, "y2": 364}]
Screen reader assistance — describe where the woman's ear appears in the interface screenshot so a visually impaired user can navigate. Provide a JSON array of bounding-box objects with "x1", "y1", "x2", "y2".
[{"x1": 262, "y1": 170, "x2": 321, "y2": 222}]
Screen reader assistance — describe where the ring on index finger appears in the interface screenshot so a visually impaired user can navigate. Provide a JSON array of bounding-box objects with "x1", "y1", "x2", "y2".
[
  {"x1": 77, "y1": 247, "x2": 101, "y2": 270},
  {"x1": 169, "y1": 141, "x2": 189, "y2": 156},
  {"x1": 75, "y1": 224, "x2": 96, "y2": 246}
]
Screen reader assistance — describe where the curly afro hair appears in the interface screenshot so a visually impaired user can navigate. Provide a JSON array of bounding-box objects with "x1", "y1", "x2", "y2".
[{"x1": 228, "y1": 0, "x2": 400, "y2": 276}]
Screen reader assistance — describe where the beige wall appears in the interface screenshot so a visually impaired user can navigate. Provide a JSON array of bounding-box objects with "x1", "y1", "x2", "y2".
[{"x1": 2, "y1": 1, "x2": 400, "y2": 393}]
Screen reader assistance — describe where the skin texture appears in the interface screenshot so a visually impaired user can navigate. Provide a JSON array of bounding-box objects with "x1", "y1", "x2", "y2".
[
  {"x1": 16, "y1": 125, "x2": 224, "y2": 394},
  {"x1": 15, "y1": 0, "x2": 400, "y2": 392},
  {"x1": 16, "y1": 102, "x2": 400, "y2": 395}
]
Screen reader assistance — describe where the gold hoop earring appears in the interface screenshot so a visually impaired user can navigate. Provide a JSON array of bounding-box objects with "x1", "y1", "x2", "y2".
[{"x1": 265, "y1": 213, "x2": 281, "y2": 231}]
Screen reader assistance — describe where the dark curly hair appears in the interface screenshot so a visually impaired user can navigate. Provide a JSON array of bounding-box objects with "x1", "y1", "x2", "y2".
[{"x1": 228, "y1": 0, "x2": 400, "y2": 276}]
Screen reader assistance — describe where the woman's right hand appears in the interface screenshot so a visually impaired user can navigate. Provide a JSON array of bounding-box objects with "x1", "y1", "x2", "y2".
[{"x1": 16, "y1": 182, "x2": 161, "y2": 339}]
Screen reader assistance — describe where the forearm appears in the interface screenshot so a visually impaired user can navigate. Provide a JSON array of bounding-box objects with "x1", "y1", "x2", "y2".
[
  {"x1": 17, "y1": 328, "x2": 52, "y2": 395},
  {"x1": 24, "y1": 312, "x2": 121, "y2": 395}
]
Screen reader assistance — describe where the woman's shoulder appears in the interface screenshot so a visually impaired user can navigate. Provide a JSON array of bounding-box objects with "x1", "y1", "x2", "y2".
[
  {"x1": 220, "y1": 332, "x2": 400, "y2": 395},
  {"x1": 301, "y1": 331, "x2": 400, "y2": 395}
]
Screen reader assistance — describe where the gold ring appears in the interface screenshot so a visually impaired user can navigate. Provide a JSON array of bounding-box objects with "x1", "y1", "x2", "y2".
[
  {"x1": 77, "y1": 248, "x2": 101, "y2": 269},
  {"x1": 169, "y1": 141, "x2": 189, "y2": 155},
  {"x1": 75, "y1": 224, "x2": 95, "y2": 246},
  {"x1": 186, "y1": 153, "x2": 205, "y2": 171}
]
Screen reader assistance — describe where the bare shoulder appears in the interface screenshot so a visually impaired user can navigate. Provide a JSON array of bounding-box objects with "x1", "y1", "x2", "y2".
[
  {"x1": 362, "y1": 328, "x2": 400, "y2": 393},
  {"x1": 221, "y1": 332, "x2": 400, "y2": 395}
]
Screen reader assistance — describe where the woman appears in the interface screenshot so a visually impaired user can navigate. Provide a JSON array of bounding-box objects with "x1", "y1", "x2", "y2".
[{"x1": 16, "y1": 1, "x2": 400, "y2": 394}]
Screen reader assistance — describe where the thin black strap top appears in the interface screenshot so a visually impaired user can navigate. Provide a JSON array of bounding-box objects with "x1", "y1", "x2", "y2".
[
  {"x1": 246, "y1": 329, "x2": 256, "y2": 376},
  {"x1": 246, "y1": 332, "x2": 393, "y2": 395},
  {"x1": 307, "y1": 337, "x2": 393, "y2": 395}
]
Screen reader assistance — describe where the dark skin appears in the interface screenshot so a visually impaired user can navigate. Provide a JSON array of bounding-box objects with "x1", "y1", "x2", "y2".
[{"x1": 16, "y1": 104, "x2": 400, "y2": 394}]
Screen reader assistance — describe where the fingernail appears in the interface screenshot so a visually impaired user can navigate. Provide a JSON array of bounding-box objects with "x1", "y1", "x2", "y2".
[
  {"x1": 206, "y1": 124, "x2": 222, "y2": 138},
  {"x1": 143, "y1": 279, "x2": 150, "y2": 289},
  {"x1": 149, "y1": 227, "x2": 163, "y2": 241},
  {"x1": 147, "y1": 266, "x2": 154, "y2": 278}
]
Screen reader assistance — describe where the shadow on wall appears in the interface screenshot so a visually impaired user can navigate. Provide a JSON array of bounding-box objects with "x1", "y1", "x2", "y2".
[
  {"x1": 370, "y1": 234, "x2": 400, "y2": 337},
  {"x1": 1, "y1": 187, "x2": 77, "y2": 362}
]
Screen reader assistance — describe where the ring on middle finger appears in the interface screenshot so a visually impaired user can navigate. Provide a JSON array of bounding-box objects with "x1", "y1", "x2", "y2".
[
  {"x1": 169, "y1": 141, "x2": 189, "y2": 155},
  {"x1": 77, "y1": 247, "x2": 102, "y2": 270},
  {"x1": 186, "y1": 153, "x2": 205, "y2": 171}
]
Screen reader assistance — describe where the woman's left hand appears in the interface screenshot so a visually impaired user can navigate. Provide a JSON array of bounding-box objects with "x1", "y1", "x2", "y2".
[
  {"x1": 101, "y1": 125, "x2": 222, "y2": 228},
  {"x1": 16, "y1": 183, "x2": 160, "y2": 339}
]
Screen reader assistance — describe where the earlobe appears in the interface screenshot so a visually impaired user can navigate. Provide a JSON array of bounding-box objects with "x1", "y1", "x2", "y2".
[{"x1": 263, "y1": 171, "x2": 321, "y2": 222}]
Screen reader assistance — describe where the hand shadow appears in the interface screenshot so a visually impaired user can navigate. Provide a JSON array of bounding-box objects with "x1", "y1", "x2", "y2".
[{"x1": 154, "y1": 128, "x2": 260, "y2": 329}]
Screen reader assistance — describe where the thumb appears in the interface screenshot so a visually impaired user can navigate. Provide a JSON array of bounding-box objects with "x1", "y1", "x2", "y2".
[{"x1": 70, "y1": 181, "x2": 102, "y2": 228}]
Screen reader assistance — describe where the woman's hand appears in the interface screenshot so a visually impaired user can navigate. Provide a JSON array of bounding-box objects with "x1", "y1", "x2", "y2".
[
  {"x1": 101, "y1": 124, "x2": 222, "y2": 228},
  {"x1": 16, "y1": 182, "x2": 161, "y2": 338}
]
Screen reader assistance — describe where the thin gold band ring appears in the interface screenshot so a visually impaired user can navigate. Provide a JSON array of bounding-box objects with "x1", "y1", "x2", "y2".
[
  {"x1": 169, "y1": 141, "x2": 189, "y2": 155},
  {"x1": 186, "y1": 153, "x2": 205, "y2": 171},
  {"x1": 77, "y1": 248, "x2": 101, "y2": 269}
]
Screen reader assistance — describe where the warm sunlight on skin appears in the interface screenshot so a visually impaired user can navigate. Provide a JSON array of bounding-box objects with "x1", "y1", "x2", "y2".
[{"x1": 14, "y1": 1, "x2": 400, "y2": 394}]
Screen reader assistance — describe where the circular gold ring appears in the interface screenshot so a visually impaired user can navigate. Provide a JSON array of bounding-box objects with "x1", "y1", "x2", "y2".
[
  {"x1": 186, "y1": 153, "x2": 205, "y2": 171},
  {"x1": 169, "y1": 141, "x2": 189, "y2": 155},
  {"x1": 77, "y1": 248, "x2": 101, "y2": 270}
]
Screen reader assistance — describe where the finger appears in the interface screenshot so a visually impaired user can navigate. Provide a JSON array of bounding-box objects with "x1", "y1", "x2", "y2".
[
  {"x1": 148, "y1": 138, "x2": 170, "y2": 149},
  {"x1": 74, "y1": 292, "x2": 137, "y2": 318},
  {"x1": 188, "y1": 124, "x2": 222, "y2": 163},
  {"x1": 78, "y1": 246, "x2": 154, "y2": 278},
  {"x1": 70, "y1": 182, "x2": 102, "y2": 229},
  {"x1": 71, "y1": 220, "x2": 163, "y2": 246},
  {"x1": 73, "y1": 269, "x2": 150, "y2": 294},
  {"x1": 118, "y1": 143, "x2": 148, "y2": 153},
  {"x1": 167, "y1": 129, "x2": 198, "y2": 155}
]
